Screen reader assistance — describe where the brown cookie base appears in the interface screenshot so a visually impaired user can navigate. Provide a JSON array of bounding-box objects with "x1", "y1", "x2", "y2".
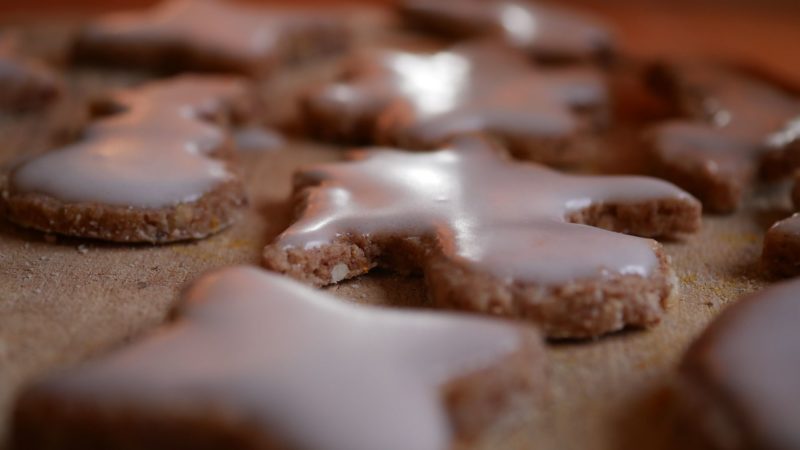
[
  {"x1": 1, "y1": 177, "x2": 246, "y2": 243},
  {"x1": 264, "y1": 198, "x2": 699, "y2": 338},
  {"x1": 762, "y1": 213, "x2": 800, "y2": 277},
  {"x1": 73, "y1": 19, "x2": 349, "y2": 77},
  {"x1": 10, "y1": 325, "x2": 544, "y2": 450}
]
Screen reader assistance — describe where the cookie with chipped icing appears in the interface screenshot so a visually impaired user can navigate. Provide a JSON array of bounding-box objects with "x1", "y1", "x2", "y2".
[
  {"x1": 72, "y1": 0, "x2": 349, "y2": 77},
  {"x1": 679, "y1": 279, "x2": 800, "y2": 449},
  {"x1": 303, "y1": 41, "x2": 609, "y2": 168},
  {"x1": 263, "y1": 136, "x2": 701, "y2": 338},
  {"x1": 0, "y1": 76, "x2": 253, "y2": 243},
  {"x1": 647, "y1": 62, "x2": 800, "y2": 213},
  {"x1": 12, "y1": 266, "x2": 545, "y2": 450},
  {"x1": 398, "y1": 0, "x2": 614, "y2": 64}
]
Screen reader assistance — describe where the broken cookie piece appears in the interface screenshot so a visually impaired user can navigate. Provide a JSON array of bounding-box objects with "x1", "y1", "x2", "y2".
[
  {"x1": 647, "y1": 63, "x2": 800, "y2": 213},
  {"x1": 73, "y1": 0, "x2": 350, "y2": 77},
  {"x1": 398, "y1": 0, "x2": 614, "y2": 64},
  {"x1": 680, "y1": 279, "x2": 800, "y2": 449},
  {"x1": 303, "y1": 41, "x2": 609, "y2": 168},
  {"x1": 263, "y1": 136, "x2": 701, "y2": 338},
  {"x1": 1, "y1": 76, "x2": 252, "y2": 243},
  {"x1": 12, "y1": 266, "x2": 545, "y2": 450}
]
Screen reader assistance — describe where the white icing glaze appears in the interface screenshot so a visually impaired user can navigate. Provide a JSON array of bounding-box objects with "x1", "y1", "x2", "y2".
[
  {"x1": 39, "y1": 266, "x2": 528, "y2": 450},
  {"x1": 276, "y1": 137, "x2": 696, "y2": 284},
  {"x1": 11, "y1": 76, "x2": 244, "y2": 208},
  {"x1": 314, "y1": 42, "x2": 606, "y2": 145}
]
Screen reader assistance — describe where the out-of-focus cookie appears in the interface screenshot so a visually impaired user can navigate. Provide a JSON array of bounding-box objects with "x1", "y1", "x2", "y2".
[
  {"x1": 303, "y1": 41, "x2": 609, "y2": 168},
  {"x1": 647, "y1": 63, "x2": 800, "y2": 213},
  {"x1": 0, "y1": 40, "x2": 61, "y2": 112},
  {"x1": 1, "y1": 76, "x2": 253, "y2": 243},
  {"x1": 398, "y1": 0, "x2": 614, "y2": 64},
  {"x1": 762, "y1": 172, "x2": 800, "y2": 277},
  {"x1": 263, "y1": 136, "x2": 702, "y2": 338},
  {"x1": 73, "y1": 0, "x2": 350, "y2": 77},
  {"x1": 12, "y1": 266, "x2": 545, "y2": 450},
  {"x1": 679, "y1": 279, "x2": 800, "y2": 449}
]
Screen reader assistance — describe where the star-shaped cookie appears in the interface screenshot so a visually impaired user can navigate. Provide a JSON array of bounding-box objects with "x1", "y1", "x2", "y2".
[
  {"x1": 73, "y1": 0, "x2": 349, "y2": 77},
  {"x1": 1, "y1": 76, "x2": 252, "y2": 242},
  {"x1": 648, "y1": 63, "x2": 800, "y2": 213},
  {"x1": 0, "y1": 39, "x2": 61, "y2": 111},
  {"x1": 263, "y1": 136, "x2": 702, "y2": 338},
  {"x1": 680, "y1": 278, "x2": 800, "y2": 449},
  {"x1": 304, "y1": 41, "x2": 609, "y2": 168},
  {"x1": 12, "y1": 266, "x2": 544, "y2": 450},
  {"x1": 398, "y1": 0, "x2": 614, "y2": 63}
]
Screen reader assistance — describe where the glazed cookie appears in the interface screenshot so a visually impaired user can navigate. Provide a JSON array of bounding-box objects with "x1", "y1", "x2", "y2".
[
  {"x1": 263, "y1": 136, "x2": 701, "y2": 338},
  {"x1": 680, "y1": 279, "x2": 800, "y2": 449},
  {"x1": 398, "y1": 0, "x2": 614, "y2": 64},
  {"x1": 762, "y1": 172, "x2": 800, "y2": 277},
  {"x1": 303, "y1": 41, "x2": 609, "y2": 168},
  {"x1": 647, "y1": 63, "x2": 800, "y2": 213},
  {"x1": 1, "y1": 76, "x2": 252, "y2": 243},
  {"x1": 12, "y1": 266, "x2": 545, "y2": 450},
  {"x1": 0, "y1": 44, "x2": 61, "y2": 111},
  {"x1": 73, "y1": 0, "x2": 349, "y2": 77}
]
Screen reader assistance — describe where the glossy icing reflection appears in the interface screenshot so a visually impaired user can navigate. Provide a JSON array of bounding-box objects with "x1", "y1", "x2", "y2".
[
  {"x1": 315, "y1": 42, "x2": 606, "y2": 145},
  {"x1": 401, "y1": 0, "x2": 614, "y2": 61},
  {"x1": 38, "y1": 266, "x2": 529, "y2": 450},
  {"x1": 655, "y1": 65, "x2": 800, "y2": 164},
  {"x1": 276, "y1": 137, "x2": 696, "y2": 284},
  {"x1": 12, "y1": 76, "x2": 245, "y2": 208}
]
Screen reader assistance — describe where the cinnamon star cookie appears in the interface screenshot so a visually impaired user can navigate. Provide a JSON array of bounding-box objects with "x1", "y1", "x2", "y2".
[
  {"x1": 263, "y1": 136, "x2": 702, "y2": 338},
  {"x1": 303, "y1": 41, "x2": 609, "y2": 168},
  {"x1": 648, "y1": 63, "x2": 800, "y2": 213},
  {"x1": 680, "y1": 279, "x2": 800, "y2": 449},
  {"x1": 73, "y1": 0, "x2": 350, "y2": 77},
  {"x1": 12, "y1": 266, "x2": 544, "y2": 450},
  {"x1": 1, "y1": 76, "x2": 253, "y2": 243},
  {"x1": 398, "y1": 0, "x2": 614, "y2": 64}
]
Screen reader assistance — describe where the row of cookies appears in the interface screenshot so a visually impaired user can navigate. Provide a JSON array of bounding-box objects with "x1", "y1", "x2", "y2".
[{"x1": 1, "y1": 0, "x2": 799, "y2": 448}]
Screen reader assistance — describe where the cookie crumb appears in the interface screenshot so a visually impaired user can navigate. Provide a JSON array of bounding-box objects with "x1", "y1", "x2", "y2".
[
  {"x1": 77, "y1": 245, "x2": 89, "y2": 255},
  {"x1": 331, "y1": 263, "x2": 349, "y2": 283}
]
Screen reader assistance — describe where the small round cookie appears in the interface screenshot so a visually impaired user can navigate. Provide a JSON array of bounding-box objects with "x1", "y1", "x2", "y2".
[
  {"x1": 1, "y1": 76, "x2": 252, "y2": 243},
  {"x1": 263, "y1": 136, "x2": 702, "y2": 338},
  {"x1": 680, "y1": 279, "x2": 800, "y2": 449},
  {"x1": 12, "y1": 266, "x2": 545, "y2": 450}
]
